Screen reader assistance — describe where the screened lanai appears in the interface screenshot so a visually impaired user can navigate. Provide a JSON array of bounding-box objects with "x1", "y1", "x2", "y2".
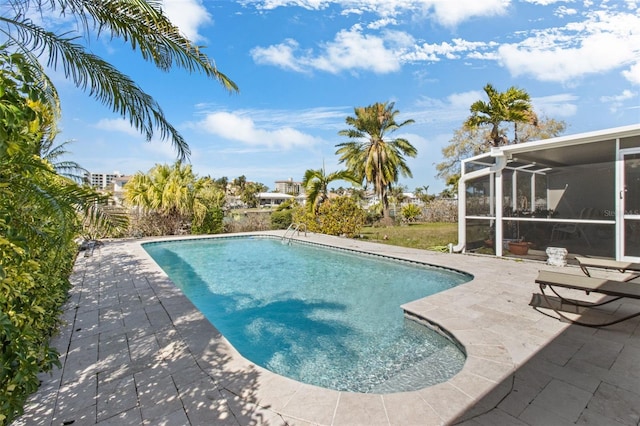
[{"x1": 453, "y1": 124, "x2": 640, "y2": 262}]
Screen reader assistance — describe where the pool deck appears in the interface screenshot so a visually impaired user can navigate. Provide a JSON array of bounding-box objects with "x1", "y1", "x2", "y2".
[{"x1": 14, "y1": 231, "x2": 640, "y2": 425}]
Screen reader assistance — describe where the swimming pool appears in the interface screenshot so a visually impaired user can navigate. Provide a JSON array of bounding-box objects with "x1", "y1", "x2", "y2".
[{"x1": 143, "y1": 236, "x2": 471, "y2": 393}]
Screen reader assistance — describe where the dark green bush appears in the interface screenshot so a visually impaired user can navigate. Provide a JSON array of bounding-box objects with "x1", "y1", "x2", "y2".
[
  {"x1": 1, "y1": 56, "x2": 82, "y2": 423},
  {"x1": 269, "y1": 199, "x2": 297, "y2": 230},
  {"x1": 270, "y1": 209, "x2": 293, "y2": 229},
  {"x1": 192, "y1": 207, "x2": 224, "y2": 234},
  {"x1": 0, "y1": 219, "x2": 75, "y2": 424}
]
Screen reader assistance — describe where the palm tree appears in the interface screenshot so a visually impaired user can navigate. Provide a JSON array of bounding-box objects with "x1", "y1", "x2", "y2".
[
  {"x1": 125, "y1": 161, "x2": 189, "y2": 234},
  {"x1": 240, "y1": 181, "x2": 268, "y2": 208},
  {"x1": 1, "y1": 0, "x2": 238, "y2": 159},
  {"x1": 125, "y1": 161, "x2": 205, "y2": 234},
  {"x1": 465, "y1": 84, "x2": 534, "y2": 147},
  {"x1": 1, "y1": 52, "x2": 126, "y2": 238},
  {"x1": 335, "y1": 101, "x2": 417, "y2": 221},
  {"x1": 302, "y1": 166, "x2": 359, "y2": 213},
  {"x1": 29, "y1": 100, "x2": 89, "y2": 182}
]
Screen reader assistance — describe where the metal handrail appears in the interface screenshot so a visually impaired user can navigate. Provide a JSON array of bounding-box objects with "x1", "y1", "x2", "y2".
[{"x1": 282, "y1": 222, "x2": 307, "y2": 244}]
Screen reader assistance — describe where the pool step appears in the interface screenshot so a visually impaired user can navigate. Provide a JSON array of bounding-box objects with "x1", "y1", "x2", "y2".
[{"x1": 369, "y1": 345, "x2": 464, "y2": 393}]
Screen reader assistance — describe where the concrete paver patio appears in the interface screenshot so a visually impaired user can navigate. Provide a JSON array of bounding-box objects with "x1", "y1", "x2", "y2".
[{"x1": 13, "y1": 231, "x2": 640, "y2": 425}]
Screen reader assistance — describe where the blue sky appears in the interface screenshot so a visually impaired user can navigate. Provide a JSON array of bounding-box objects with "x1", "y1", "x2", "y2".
[{"x1": 55, "y1": 0, "x2": 639, "y2": 193}]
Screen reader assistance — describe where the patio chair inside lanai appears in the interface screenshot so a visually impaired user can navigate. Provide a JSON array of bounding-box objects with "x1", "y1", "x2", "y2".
[{"x1": 550, "y1": 207, "x2": 594, "y2": 247}]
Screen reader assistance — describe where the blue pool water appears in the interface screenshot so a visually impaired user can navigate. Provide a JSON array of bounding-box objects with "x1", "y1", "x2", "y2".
[{"x1": 143, "y1": 237, "x2": 471, "y2": 393}]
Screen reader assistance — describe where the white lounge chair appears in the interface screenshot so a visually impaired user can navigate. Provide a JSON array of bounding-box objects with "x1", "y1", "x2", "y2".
[
  {"x1": 575, "y1": 256, "x2": 640, "y2": 280},
  {"x1": 533, "y1": 270, "x2": 640, "y2": 327}
]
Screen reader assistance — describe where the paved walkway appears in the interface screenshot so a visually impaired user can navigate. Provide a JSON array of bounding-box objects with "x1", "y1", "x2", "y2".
[{"x1": 13, "y1": 232, "x2": 640, "y2": 425}]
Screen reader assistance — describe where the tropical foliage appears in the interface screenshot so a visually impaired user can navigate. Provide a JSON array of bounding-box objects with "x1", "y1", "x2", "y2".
[
  {"x1": 0, "y1": 52, "x2": 127, "y2": 424},
  {"x1": 336, "y1": 101, "x2": 417, "y2": 221},
  {"x1": 240, "y1": 182, "x2": 269, "y2": 208},
  {"x1": 2, "y1": 0, "x2": 238, "y2": 417},
  {"x1": 437, "y1": 116, "x2": 566, "y2": 183},
  {"x1": 401, "y1": 203, "x2": 422, "y2": 222},
  {"x1": 293, "y1": 197, "x2": 365, "y2": 237},
  {"x1": 1, "y1": 0, "x2": 237, "y2": 160},
  {"x1": 465, "y1": 83, "x2": 535, "y2": 147},
  {"x1": 270, "y1": 199, "x2": 297, "y2": 230},
  {"x1": 191, "y1": 178, "x2": 226, "y2": 234},
  {"x1": 413, "y1": 185, "x2": 435, "y2": 204},
  {"x1": 302, "y1": 166, "x2": 359, "y2": 212},
  {"x1": 124, "y1": 162, "x2": 226, "y2": 236}
]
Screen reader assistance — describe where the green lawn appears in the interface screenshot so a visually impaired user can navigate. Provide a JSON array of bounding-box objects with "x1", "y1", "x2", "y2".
[{"x1": 357, "y1": 222, "x2": 458, "y2": 251}]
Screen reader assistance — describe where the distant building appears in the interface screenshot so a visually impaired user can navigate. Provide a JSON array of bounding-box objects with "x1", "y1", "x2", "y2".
[
  {"x1": 256, "y1": 192, "x2": 294, "y2": 208},
  {"x1": 83, "y1": 172, "x2": 132, "y2": 205},
  {"x1": 85, "y1": 171, "x2": 124, "y2": 190},
  {"x1": 274, "y1": 178, "x2": 303, "y2": 195},
  {"x1": 111, "y1": 175, "x2": 132, "y2": 206}
]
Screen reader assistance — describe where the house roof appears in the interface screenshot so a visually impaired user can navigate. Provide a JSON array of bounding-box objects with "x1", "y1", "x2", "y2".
[{"x1": 256, "y1": 192, "x2": 294, "y2": 199}]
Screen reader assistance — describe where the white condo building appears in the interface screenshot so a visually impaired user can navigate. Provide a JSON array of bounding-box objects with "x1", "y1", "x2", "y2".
[{"x1": 85, "y1": 171, "x2": 124, "y2": 190}]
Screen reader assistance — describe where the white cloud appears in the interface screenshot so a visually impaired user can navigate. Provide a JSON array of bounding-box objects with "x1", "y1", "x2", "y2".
[
  {"x1": 446, "y1": 90, "x2": 485, "y2": 109},
  {"x1": 253, "y1": 24, "x2": 503, "y2": 75},
  {"x1": 425, "y1": 0, "x2": 510, "y2": 27},
  {"x1": 410, "y1": 91, "x2": 481, "y2": 129},
  {"x1": 250, "y1": 0, "x2": 640, "y2": 84},
  {"x1": 141, "y1": 139, "x2": 182, "y2": 160},
  {"x1": 162, "y1": 0, "x2": 211, "y2": 42},
  {"x1": 194, "y1": 111, "x2": 322, "y2": 149},
  {"x1": 532, "y1": 93, "x2": 578, "y2": 118},
  {"x1": 312, "y1": 27, "x2": 402, "y2": 73},
  {"x1": 554, "y1": 6, "x2": 577, "y2": 17},
  {"x1": 367, "y1": 18, "x2": 398, "y2": 30},
  {"x1": 94, "y1": 118, "x2": 141, "y2": 137},
  {"x1": 195, "y1": 105, "x2": 348, "y2": 129},
  {"x1": 404, "y1": 38, "x2": 496, "y2": 62},
  {"x1": 252, "y1": 26, "x2": 404, "y2": 74},
  {"x1": 497, "y1": 10, "x2": 640, "y2": 83},
  {"x1": 599, "y1": 89, "x2": 638, "y2": 113},
  {"x1": 248, "y1": 0, "x2": 330, "y2": 11},
  {"x1": 600, "y1": 90, "x2": 636, "y2": 103},
  {"x1": 622, "y1": 62, "x2": 640, "y2": 85},
  {"x1": 251, "y1": 39, "x2": 308, "y2": 72},
  {"x1": 93, "y1": 118, "x2": 186, "y2": 161},
  {"x1": 246, "y1": 0, "x2": 511, "y2": 27},
  {"x1": 522, "y1": 0, "x2": 571, "y2": 5}
]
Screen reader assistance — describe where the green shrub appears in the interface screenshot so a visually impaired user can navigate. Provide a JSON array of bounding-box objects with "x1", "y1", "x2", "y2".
[
  {"x1": 294, "y1": 197, "x2": 365, "y2": 237},
  {"x1": 192, "y1": 207, "x2": 224, "y2": 234},
  {"x1": 292, "y1": 205, "x2": 318, "y2": 232},
  {"x1": 270, "y1": 199, "x2": 298, "y2": 230},
  {"x1": 0, "y1": 225, "x2": 74, "y2": 424},
  {"x1": 270, "y1": 209, "x2": 293, "y2": 229},
  {"x1": 401, "y1": 203, "x2": 422, "y2": 222}
]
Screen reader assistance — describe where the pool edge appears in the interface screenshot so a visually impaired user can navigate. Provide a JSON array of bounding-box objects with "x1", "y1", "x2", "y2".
[{"x1": 133, "y1": 231, "x2": 522, "y2": 424}]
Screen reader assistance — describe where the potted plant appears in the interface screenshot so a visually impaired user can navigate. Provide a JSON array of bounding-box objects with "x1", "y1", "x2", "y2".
[{"x1": 508, "y1": 240, "x2": 529, "y2": 255}]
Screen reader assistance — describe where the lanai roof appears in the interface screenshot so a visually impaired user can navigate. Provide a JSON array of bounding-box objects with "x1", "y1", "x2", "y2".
[{"x1": 463, "y1": 124, "x2": 640, "y2": 173}]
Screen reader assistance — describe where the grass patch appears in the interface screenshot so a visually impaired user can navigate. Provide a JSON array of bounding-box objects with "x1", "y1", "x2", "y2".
[{"x1": 357, "y1": 222, "x2": 458, "y2": 251}]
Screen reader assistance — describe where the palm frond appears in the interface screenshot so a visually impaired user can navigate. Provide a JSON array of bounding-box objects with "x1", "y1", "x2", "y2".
[
  {"x1": 3, "y1": 18, "x2": 194, "y2": 158},
  {"x1": 62, "y1": 0, "x2": 238, "y2": 91}
]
